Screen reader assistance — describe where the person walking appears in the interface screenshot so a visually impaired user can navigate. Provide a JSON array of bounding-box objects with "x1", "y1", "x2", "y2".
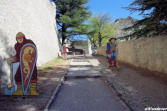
[{"x1": 61, "y1": 43, "x2": 67, "y2": 60}]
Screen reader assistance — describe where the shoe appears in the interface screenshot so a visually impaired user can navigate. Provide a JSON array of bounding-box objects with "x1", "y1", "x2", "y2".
[
  {"x1": 30, "y1": 83, "x2": 39, "y2": 96},
  {"x1": 13, "y1": 85, "x2": 23, "y2": 95}
]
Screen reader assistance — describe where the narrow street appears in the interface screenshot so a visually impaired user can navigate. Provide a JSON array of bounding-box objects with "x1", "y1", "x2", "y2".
[
  {"x1": 0, "y1": 0, "x2": 166, "y2": 111},
  {"x1": 48, "y1": 56, "x2": 129, "y2": 111}
]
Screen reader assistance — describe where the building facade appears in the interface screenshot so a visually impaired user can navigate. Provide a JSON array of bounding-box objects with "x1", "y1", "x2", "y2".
[{"x1": 0, "y1": 0, "x2": 59, "y2": 87}]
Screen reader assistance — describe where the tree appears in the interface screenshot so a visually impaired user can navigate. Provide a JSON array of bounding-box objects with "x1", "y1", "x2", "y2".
[
  {"x1": 124, "y1": 0, "x2": 167, "y2": 39},
  {"x1": 53, "y1": 0, "x2": 90, "y2": 44},
  {"x1": 87, "y1": 14, "x2": 116, "y2": 47}
]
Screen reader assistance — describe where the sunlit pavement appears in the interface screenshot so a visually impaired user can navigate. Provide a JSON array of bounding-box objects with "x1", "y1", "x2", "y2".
[{"x1": 48, "y1": 56, "x2": 128, "y2": 111}]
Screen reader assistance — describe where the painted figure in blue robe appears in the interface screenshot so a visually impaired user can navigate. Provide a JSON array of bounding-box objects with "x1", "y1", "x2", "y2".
[{"x1": 106, "y1": 38, "x2": 120, "y2": 69}]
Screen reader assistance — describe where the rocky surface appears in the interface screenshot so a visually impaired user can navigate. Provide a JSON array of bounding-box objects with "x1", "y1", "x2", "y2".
[{"x1": 113, "y1": 16, "x2": 136, "y2": 39}]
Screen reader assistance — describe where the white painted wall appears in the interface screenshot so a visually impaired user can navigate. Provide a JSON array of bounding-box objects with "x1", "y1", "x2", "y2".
[{"x1": 0, "y1": 0, "x2": 59, "y2": 87}]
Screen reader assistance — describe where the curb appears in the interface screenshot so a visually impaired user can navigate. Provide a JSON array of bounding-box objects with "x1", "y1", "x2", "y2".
[
  {"x1": 65, "y1": 75, "x2": 101, "y2": 80},
  {"x1": 88, "y1": 58, "x2": 133, "y2": 111},
  {"x1": 100, "y1": 69, "x2": 133, "y2": 111},
  {"x1": 44, "y1": 61, "x2": 70, "y2": 111},
  {"x1": 102, "y1": 77, "x2": 133, "y2": 111},
  {"x1": 44, "y1": 76, "x2": 65, "y2": 111}
]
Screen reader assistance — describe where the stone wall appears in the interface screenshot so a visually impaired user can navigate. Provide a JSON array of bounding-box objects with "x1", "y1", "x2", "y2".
[
  {"x1": 0, "y1": 0, "x2": 59, "y2": 87},
  {"x1": 97, "y1": 36, "x2": 167, "y2": 74}
]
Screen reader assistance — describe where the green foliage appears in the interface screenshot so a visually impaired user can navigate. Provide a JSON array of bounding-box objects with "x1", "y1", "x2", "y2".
[
  {"x1": 123, "y1": 0, "x2": 167, "y2": 39},
  {"x1": 54, "y1": 0, "x2": 91, "y2": 44},
  {"x1": 87, "y1": 14, "x2": 117, "y2": 47}
]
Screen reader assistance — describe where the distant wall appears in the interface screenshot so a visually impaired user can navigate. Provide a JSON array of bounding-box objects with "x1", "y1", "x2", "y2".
[
  {"x1": 97, "y1": 36, "x2": 167, "y2": 74},
  {"x1": 0, "y1": 0, "x2": 59, "y2": 87},
  {"x1": 74, "y1": 41, "x2": 89, "y2": 54}
]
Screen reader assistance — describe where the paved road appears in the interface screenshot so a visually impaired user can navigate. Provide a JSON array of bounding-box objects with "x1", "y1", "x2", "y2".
[{"x1": 49, "y1": 57, "x2": 126, "y2": 111}]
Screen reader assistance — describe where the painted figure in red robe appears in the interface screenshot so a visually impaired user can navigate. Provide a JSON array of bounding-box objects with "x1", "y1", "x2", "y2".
[{"x1": 7, "y1": 32, "x2": 38, "y2": 95}]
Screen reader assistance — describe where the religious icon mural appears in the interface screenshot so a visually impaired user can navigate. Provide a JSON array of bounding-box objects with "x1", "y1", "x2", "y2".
[{"x1": 4, "y1": 32, "x2": 39, "y2": 96}]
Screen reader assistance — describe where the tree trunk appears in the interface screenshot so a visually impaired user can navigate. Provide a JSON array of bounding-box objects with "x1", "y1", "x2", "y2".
[
  {"x1": 98, "y1": 32, "x2": 102, "y2": 47},
  {"x1": 62, "y1": 24, "x2": 66, "y2": 45}
]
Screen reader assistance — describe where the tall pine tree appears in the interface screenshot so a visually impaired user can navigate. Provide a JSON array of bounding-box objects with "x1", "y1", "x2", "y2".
[
  {"x1": 123, "y1": 0, "x2": 167, "y2": 39},
  {"x1": 53, "y1": 0, "x2": 90, "y2": 44}
]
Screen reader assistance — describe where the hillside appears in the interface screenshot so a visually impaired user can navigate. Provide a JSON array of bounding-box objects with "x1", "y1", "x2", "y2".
[{"x1": 113, "y1": 16, "x2": 136, "y2": 39}]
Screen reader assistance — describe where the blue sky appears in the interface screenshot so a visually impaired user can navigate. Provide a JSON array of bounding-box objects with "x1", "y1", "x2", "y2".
[
  {"x1": 71, "y1": 0, "x2": 143, "y2": 41},
  {"x1": 87, "y1": 0, "x2": 143, "y2": 21}
]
